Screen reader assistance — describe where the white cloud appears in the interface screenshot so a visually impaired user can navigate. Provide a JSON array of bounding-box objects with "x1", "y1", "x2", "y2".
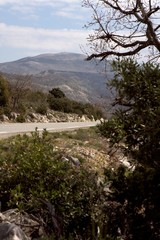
[
  {"x1": 0, "y1": 23, "x2": 91, "y2": 53},
  {"x1": 54, "y1": 3, "x2": 88, "y2": 19},
  {"x1": 0, "y1": 0, "x2": 91, "y2": 61},
  {"x1": 0, "y1": 0, "x2": 78, "y2": 4},
  {"x1": 0, "y1": 1, "x2": 81, "y2": 8},
  {"x1": 0, "y1": 0, "x2": 87, "y2": 21}
]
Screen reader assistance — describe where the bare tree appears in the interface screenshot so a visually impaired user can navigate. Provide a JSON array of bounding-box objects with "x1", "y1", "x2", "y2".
[
  {"x1": 9, "y1": 74, "x2": 32, "y2": 110},
  {"x1": 83, "y1": 0, "x2": 160, "y2": 61}
]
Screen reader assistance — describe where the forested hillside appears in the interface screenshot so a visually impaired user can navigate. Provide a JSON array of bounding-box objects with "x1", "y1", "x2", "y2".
[{"x1": 0, "y1": 53, "x2": 113, "y2": 109}]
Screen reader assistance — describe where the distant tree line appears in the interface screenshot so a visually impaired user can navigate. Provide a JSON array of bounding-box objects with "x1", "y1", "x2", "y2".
[
  {"x1": 0, "y1": 74, "x2": 103, "y2": 121},
  {"x1": 47, "y1": 87, "x2": 103, "y2": 120}
]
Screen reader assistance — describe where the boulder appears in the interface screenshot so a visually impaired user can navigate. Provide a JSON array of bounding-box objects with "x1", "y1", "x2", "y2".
[
  {"x1": 28, "y1": 112, "x2": 37, "y2": 119},
  {"x1": 0, "y1": 222, "x2": 28, "y2": 240},
  {"x1": 69, "y1": 156, "x2": 80, "y2": 166},
  {"x1": 10, "y1": 112, "x2": 18, "y2": 120},
  {"x1": 0, "y1": 114, "x2": 9, "y2": 122},
  {"x1": 0, "y1": 209, "x2": 45, "y2": 239},
  {"x1": 61, "y1": 155, "x2": 80, "y2": 166},
  {"x1": 80, "y1": 115, "x2": 86, "y2": 122}
]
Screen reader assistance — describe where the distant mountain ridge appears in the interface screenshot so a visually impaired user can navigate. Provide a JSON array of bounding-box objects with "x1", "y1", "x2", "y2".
[
  {"x1": 0, "y1": 53, "x2": 102, "y2": 74},
  {"x1": 0, "y1": 53, "x2": 113, "y2": 110}
]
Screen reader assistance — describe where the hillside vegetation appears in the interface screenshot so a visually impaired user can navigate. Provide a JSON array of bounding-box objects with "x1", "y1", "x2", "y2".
[
  {"x1": 0, "y1": 53, "x2": 113, "y2": 108},
  {"x1": 0, "y1": 58, "x2": 159, "y2": 240},
  {"x1": 0, "y1": 74, "x2": 104, "y2": 122},
  {"x1": 0, "y1": 127, "x2": 114, "y2": 240},
  {"x1": 98, "y1": 59, "x2": 160, "y2": 239}
]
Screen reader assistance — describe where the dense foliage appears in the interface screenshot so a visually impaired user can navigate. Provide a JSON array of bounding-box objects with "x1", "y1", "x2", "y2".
[
  {"x1": 98, "y1": 59, "x2": 160, "y2": 239},
  {"x1": 0, "y1": 130, "x2": 105, "y2": 239},
  {"x1": 48, "y1": 88, "x2": 103, "y2": 120},
  {"x1": 0, "y1": 74, "x2": 104, "y2": 121},
  {"x1": 0, "y1": 75, "x2": 10, "y2": 110},
  {"x1": 49, "y1": 88, "x2": 66, "y2": 98},
  {"x1": 100, "y1": 59, "x2": 160, "y2": 166},
  {"x1": 3, "y1": 58, "x2": 160, "y2": 239}
]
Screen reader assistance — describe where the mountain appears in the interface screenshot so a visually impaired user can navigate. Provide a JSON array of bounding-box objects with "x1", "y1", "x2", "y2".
[{"x1": 0, "y1": 53, "x2": 114, "y2": 110}]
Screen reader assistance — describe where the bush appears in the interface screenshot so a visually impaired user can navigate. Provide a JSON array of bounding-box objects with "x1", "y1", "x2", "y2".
[
  {"x1": 48, "y1": 96, "x2": 73, "y2": 113},
  {"x1": 0, "y1": 130, "x2": 104, "y2": 239},
  {"x1": 35, "y1": 104, "x2": 48, "y2": 115},
  {"x1": 18, "y1": 90, "x2": 48, "y2": 114},
  {"x1": 49, "y1": 88, "x2": 66, "y2": 98},
  {"x1": 48, "y1": 93, "x2": 104, "y2": 120},
  {"x1": 98, "y1": 59, "x2": 160, "y2": 239},
  {"x1": 0, "y1": 74, "x2": 10, "y2": 108},
  {"x1": 16, "y1": 114, "x2": 26, "y2": 122}
]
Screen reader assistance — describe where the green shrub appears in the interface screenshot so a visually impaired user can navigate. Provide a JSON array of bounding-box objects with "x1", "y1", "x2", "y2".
[
  {"x1": 27, "y1": 90, "x2": 47, "y2": 105},
  {"x1": 48, "y1": 93, "x2": 104, "y2": 119},
  {"x1": 35, "y1": 104, "x2": 48, "y2": 115},
  {"x1": 0, "y1": 106, "x2": 12, "y2": 116},
  {"x1": 0, "y1": 130, "x2": 104, "y2": 239},
  {"x1": 98, "y1": 59, "x2": 160, "y2": 239},
  {"x1": 16, "y1": 103, "x2": 27, "y2": 114},
  {"x1": 47, "y1": 96, "x2": 71, "y2": 113},
  {"x1": 16, "y1": 114, "x2": 26, "y2": 122},
  {"x1": 49, "y1": 88, "x2": 66, "y2": 98},
  {"x1": 0, "y1": 74, "x2": 10, "y2": 108}
]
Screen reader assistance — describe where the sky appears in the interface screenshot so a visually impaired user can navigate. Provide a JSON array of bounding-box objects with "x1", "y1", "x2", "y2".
[{"x1": 0, "y1": 0, "x2": 92, "y2": 63}]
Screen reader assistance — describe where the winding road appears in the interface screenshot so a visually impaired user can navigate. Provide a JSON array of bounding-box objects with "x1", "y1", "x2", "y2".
[{"x1": 0, "y1": 121, "x2": 99, "y2": 138}]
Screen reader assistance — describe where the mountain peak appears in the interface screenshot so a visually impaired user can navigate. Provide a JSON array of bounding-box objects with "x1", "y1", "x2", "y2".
[
  {"x1": 0, "y1": 52, "x2": 98, "y2": 75},
  {"x1": 0, "y1": 52, "x2": 113, "y2": 111}
]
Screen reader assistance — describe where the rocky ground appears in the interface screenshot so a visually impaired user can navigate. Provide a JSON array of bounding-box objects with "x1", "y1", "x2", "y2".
[{"x1": 0, "y1": 109, "x2": 96, "y2": 124}]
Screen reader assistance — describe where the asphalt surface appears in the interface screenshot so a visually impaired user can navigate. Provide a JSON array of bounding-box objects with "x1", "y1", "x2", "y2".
[{"x1": 0, "y1": 121, "x2": 99, "y2": 138}]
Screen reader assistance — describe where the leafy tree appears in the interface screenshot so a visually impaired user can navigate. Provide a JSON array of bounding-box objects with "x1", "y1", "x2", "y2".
[
  {"x1": 83, "y1": 0, "x2": 160, "y2": 61},
  {"x1": 47, "y1": 97, "x2": 72, "y2": 113},
  {"x1": 49, "y1": 88, "x2": 66, "y2": 98},
  {"x1": 100, "y1": 59, "x2": 160, "y2": 167},
  {"x1": 98, "y1": 59, "x2": 160, "y2": 239},
  {"x1": 0, "y1": 74, "x2": 10, "y2": 108},
  {"x1": 84, "y1": 2, "x2": 160, "y2": 235},
  {"x1": 48, "y1": 89, "x2": 103, "y2": 119}
]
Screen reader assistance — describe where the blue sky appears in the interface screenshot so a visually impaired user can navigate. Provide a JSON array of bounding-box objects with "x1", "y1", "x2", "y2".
[{"x1": 0, "y1": 0, "x2": 92, "y2": 63}]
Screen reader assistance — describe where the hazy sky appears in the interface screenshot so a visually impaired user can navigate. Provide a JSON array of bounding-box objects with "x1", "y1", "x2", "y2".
[{"x1": 0, "y1": 0, "x2": 91, "y2": 63}]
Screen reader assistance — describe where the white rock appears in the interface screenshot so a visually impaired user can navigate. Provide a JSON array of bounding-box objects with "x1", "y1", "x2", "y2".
[
  {"x1": 0, "y1": 115, "x2": 9, "y2": 122},
  {"x1": 0, "y1": 222, "x2": 28, "y2": 240}
]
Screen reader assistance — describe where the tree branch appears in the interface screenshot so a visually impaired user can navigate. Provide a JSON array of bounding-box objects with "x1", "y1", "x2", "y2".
[
  {"x1": 112, "y1": 97, "x2": 134, "y2": 107},
  {"x1": 98, "y1": 34, "x2": 148, "y2": 49},
  {"x1": 86, "y1": 41, "x2": 151, "y2": 61},
  {"x1": 84, "y1": 0, "x2": 160, "y2": 61}
]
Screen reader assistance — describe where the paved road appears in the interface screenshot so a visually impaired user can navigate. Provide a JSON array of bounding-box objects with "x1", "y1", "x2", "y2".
[{"x1": 0, "y1": 121, "x2": 99, "y2": 138}]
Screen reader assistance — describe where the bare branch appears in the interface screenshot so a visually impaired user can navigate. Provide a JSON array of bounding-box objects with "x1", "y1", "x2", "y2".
[
  {"x1": 112, "y1": 97, "x2": 134, "y2": 107},
  {"x1": 98, "y1": 34, "x2": 148, "y2": 49},
  {"x1": 83, "y1": 0, "x2": 160, "y2": 61},
  {"x1": 154, "y1": 25, "x2": 160, "y2": 31},
  {"x1": 86, "y1": 41, "x2": 151, "y2": 61},
  {"x1": 103, "y1": 0, "x2": 138, "y2": 15}
]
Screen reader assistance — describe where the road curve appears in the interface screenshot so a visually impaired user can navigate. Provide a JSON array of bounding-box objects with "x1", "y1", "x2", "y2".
[{"x1": 0, "y1": 121, "x2": 99, "y2": 138}]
